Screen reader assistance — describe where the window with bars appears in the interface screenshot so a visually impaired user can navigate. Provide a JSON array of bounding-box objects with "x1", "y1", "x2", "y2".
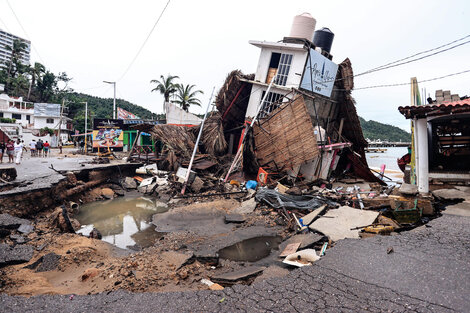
[
  {"x1": 266, "y1": 52, "x2": 293, "y2": 86},
  {"x1": 259, "y1": 91, "x2": 283, "y2": 118}
]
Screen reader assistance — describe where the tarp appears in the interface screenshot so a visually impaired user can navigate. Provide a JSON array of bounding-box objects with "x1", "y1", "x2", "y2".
[{"x1": 255, "y1": 188, "x2": 337, "y2": 211}]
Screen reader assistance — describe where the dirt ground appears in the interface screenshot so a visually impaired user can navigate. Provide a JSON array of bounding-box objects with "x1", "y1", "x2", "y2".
[{"x1": 0, "y1": 195, "x2": 287, "y2": 296}]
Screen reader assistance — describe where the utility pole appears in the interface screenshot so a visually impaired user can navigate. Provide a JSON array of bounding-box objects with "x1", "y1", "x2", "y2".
[
  {"x1": 80, "y1": 102, "x2": 88, "y2": 154},
  {"x1": 103, "y1": 81, "x2": 116, "y2": 119},
  {"x1": 57, "y1": 98, "x2": 65, "y2": 146}
]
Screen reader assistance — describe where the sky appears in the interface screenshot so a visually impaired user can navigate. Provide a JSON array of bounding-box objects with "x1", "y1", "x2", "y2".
[{"x1": 0, "y1": 0, "x2": 469, "y2": 130}]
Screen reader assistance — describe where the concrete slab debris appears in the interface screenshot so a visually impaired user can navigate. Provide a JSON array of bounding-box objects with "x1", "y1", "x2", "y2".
[
  {"x1": 432, "y1": 188, "x2": 469, "y2": 201},
  {"x1": 0, "y1": 244, "x2": 34, "y2": 267},
  {"x1": 443, "y1": 201, "x2": 470, "y2": 217},
  {"x1": 25, "y1": 252, "x2": 61, "y2": 272},
  {"x1": 399, "y1": 183, "x2": 418, "y2": 195},
  {"x1": 253, "y1": 265, "x2": 290, "y2": 284},
  {"x1": 309, "y1": 206, "x2": 380, "y2": 241},
  {"x1": 224, "y1": 214, "x2": 246, "y2": 224},
  {"x1": 211, "y1": 266, "x2": 265, "y2": 283},
  {"x1": 122, "y1": 177, "x2": 137, "y2": 189},
  {"x1": 455, "y1": 186, "x2": 470, "y2": 193},
  {"x1": 191, "y1": 176, "x2": 204, "y2": 193},
  {"x1": 9, "y1": 234, "x2": 27, "y2": 244},
  {"x1": 232, "y1": 198, "x2": 256, "y2": 214},
  {"x1": 0, "y1": 214, "x2": 31, "y2": 229},
  {"x1": 299, "y1": 205, "x2": 327, "y2": 226},
  {"x1": 280, "y1": 233, "x2": 323, "y2": 252},
  {"x1": 332, "y1": 182, "x2": 371, "y2": 192},
  {"x1": 17, "y1": 224, "x2": 34, "y2": 234},
  {"x1": 160, "y1": 251, "x2": 193, "y2": 270}
]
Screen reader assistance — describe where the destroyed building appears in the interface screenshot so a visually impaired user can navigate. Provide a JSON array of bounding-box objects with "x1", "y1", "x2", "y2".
[
  {"x1": 216, "y1": 13, "x2": 381, "y2": 184},
  {"x1": 132, "y1": 13, "x2": 382, "y2": 186}
]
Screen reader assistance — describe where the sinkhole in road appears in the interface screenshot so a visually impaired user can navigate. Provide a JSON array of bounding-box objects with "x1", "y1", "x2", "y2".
[
  {"x1": 75, "y1": 196, "x2": 168, "y2": 250},
  {"x1": 217, "y1": 236, "x2": 282, "y2": 262}
]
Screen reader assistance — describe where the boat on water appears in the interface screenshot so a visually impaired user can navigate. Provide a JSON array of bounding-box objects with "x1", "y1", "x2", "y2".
[{"x1": 365, "y1": 148, "x2": 387, "y2": 153}]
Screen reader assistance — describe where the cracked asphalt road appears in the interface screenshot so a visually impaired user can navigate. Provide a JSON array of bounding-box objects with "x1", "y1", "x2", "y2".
[{"x1": 1, "y1": 214, "x2": 469, "y2": 312}]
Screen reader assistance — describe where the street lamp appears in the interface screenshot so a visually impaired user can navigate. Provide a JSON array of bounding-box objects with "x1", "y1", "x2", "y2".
[
  {"x1": 103, "y1": 81, "x2": 116, "y2": 119},
  {"x1": 80, "y1": 101, "x2": 88, "y2": 154}
]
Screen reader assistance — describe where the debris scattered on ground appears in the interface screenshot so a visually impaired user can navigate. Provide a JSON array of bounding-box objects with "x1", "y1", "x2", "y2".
[
  {"x1": 211, "y1": 266, "x2": 266, "y2": 285},
  {"x1": 283, "y1": 249, "x2": 320, "y2": 267},
  {"x1": 0, "y1": 244, "x2": 34, "y2": 267},
  {"x1": 309, "y1": 206, "x2": 379, "y2": 241}
]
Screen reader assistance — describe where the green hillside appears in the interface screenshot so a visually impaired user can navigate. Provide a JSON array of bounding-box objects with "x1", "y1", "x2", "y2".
[
  {"x1": 359, "y1": 117, "x2": 411, "y2": 142},
  {"x1": 65, "y1": 93, "x2": 163, "y2": 133}
]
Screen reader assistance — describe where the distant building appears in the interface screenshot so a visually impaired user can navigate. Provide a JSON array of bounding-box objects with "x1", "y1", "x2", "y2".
[
  {"x1": 34, "y1": 103, "x2": 72, "y2": 143},
  {"x1": 0, "y1": 28, "x2": 31, "y2": 67},
  {"x1": 0, "y1": 93, "x2": 34, "y2": 127},
  {"x1": 0, "y1": 93, "x2": 72, "y2": 145}
]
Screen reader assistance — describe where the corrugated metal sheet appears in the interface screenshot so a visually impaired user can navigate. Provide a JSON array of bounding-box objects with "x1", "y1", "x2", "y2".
[{"x1": 34, "y1": 103, "x2": 61, "y2": 117}]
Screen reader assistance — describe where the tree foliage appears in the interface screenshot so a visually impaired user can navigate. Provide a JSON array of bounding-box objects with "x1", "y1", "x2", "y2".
[
  {"x1": 150, "y1": 74, "x2": 179, "y2": 102},
  {"x1": 174, "y1": 83, "x2": 203, "y2": 112},
  {"x1": 359, "y1": 117, "x2": 411, "y2": 142},
  {"x1": 65, "y1": 93, "x2": 161, "y2": 133}
]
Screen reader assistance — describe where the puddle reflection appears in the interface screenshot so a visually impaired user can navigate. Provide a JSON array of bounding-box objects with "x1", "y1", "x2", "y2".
[{"x1": 76, "y1": 197, "x2": 168, "y2": 249}]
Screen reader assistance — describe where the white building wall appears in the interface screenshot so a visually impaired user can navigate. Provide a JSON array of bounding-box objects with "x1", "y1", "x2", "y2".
[
  {"x1": 33, "y1": 117, "x2": 68, "y2": 130},
  {"x1": 253, "y1": 48, "x2": 307, "y2": 87},
  {"x1": 245, "y1": 45, "x2": 308, "y2": 118},
  {"x1": 246, "y1": 85, "x2": 291, "y2": 118}
]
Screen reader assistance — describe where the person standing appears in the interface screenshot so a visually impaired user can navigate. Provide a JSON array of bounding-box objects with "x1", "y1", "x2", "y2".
[
  {"x1": 29, "y1": 139, "x2": 37, "y2": 157},
  {"x1": 43, "y1": 141, "x2": 50, "y2": 157},
  {"x1": 58, "y1": 140, "x2": 63, "y2": 154},
  {"x1": 36, "y1": 139, "x2": 43, "y2": 157},
  {"x1": 14, "y1": 139, "x2": 24, "y2": 165},
  {"x1": 0, "y1": 141, "x2": 5, "y2": 163},
  {"x1": 6, "y1": 140, "x2": 14, "y2": 163}
]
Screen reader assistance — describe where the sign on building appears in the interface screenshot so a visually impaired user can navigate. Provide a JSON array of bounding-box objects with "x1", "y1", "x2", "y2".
[
  {"x1": 300, "y1": 49, "x2": 338, "y2": 98},
  {"x1": 93, "y1": 119, "x2": 124, "y2": 150},
  {"x1": 117, "y1": 107, "x2": 139, "y2": 120}
]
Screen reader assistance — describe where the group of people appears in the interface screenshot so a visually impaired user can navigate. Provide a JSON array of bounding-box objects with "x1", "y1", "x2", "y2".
[
  {"x1": 0, "y1": 138, "x2": 50, "y2": 165},
  {"x1": 28, "y1": 139, "x2": 51, "y2": 158}
]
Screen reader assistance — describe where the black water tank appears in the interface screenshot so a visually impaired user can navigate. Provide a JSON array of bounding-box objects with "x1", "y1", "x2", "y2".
[{"x1": 313, "y1": 27, "x2": 334, "y2": 53}]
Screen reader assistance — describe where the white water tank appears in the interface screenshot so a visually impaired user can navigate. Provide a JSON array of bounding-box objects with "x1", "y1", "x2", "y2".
[{"x1": 289, "y1": 13, "x2": 316, "y2": 41}]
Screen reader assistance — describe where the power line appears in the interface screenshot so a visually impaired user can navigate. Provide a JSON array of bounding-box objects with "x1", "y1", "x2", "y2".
[
  {"x1": 117, "y1": 0, "x2": 171, "y2": 82},
  {"x1": 335, "y1": 69, "x2": 470, "y2": 91},
  {"x1": 356, "y1": 39, "x2": 470, "y2": 77},
  {"x1": 0, "y1": 15, "x2": 11, "y2": 32},
  {"x1": 321, "y1": 34, "x2": 470, "y2": 84},
  {"x1": 5, "y1": 0, "x2": 45, "y2": 64},
  {"x1": 366, "y1": 34, "x2": 470, "y2": 72}
]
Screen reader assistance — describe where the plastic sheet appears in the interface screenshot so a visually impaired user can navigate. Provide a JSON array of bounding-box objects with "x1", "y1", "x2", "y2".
[{"x1": 255, "y1": 188, "x2": 337, "y2": 211}]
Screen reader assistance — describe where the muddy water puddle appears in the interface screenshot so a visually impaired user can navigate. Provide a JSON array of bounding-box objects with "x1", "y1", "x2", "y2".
[
  {"x1": 218, "y1": 236, "x2": 282, "y2": 262},
  {"x1": 76, "y1": 197, "x2": 168, "y2": 250}
]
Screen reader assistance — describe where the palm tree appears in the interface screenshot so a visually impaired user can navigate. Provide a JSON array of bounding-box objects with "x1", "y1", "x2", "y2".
[
  {"x1": 150, "y1": 74, "x2": 179, "y2": 112},
  {"x1": 27, "y1": 62, "x2": 46, "y2": 100},
  {"x1": 5, "y1": 39, "x2": 28, "y2": 92},
  {"x1": 174, "y1": 84, "x2": 203, "y2": 112}
]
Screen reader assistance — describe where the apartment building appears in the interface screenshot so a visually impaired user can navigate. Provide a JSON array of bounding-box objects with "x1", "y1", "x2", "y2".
[{"x1": 0, "y1": 28, "x2": 31, "y2": 67}]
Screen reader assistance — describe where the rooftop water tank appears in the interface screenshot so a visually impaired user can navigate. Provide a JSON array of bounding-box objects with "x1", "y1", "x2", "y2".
[
  {"x1": 313, "y1": 27, "x2": 334, "y2": 53},
  {"x1": 289, "y1": 13, "x2": 316, "y2": 41}
]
